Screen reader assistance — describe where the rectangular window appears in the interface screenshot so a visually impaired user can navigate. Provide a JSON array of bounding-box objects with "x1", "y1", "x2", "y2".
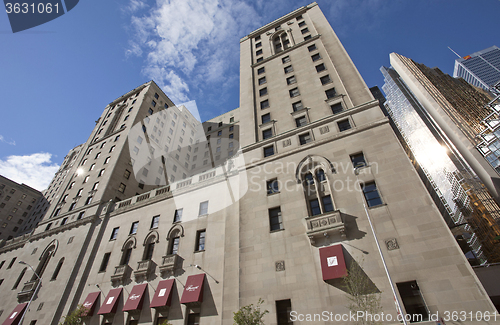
[
  {"x1": 199, "y1": 201, "x2": 209, "y2": 216},
  {"x1": 256, "y1": 57, "x2": 263, "y2": 63},
  {"x1": 316, "y1": 63, "x2": 326, "y2": 72},
  {"x1": 304, "y1": 35, "x2": 312, "y2": 41},
  {"x1": 269, "y1": 207, "x2": 283, "y2": 231},
  {"x1": 256, "y1": 42, "x2": 262, "y2": 48},
  {"x1": 130, "y1": 221, "x2": 139, "y2": 235},
  {"x1": 338, "y1": 119, "x2": 351, "y2": 132},
  {"x1": 351, "y1": 153, "x2": 367, "y2": 168},
  {"x1": 276, "y1": 299, "x2": 293, "y2": 325},
  {"x1": 151, "y1": 100, "x2": 156, "y2": 107},
  {"x1": 292, "y1": 101, "x2": 303, "y2": 112},
  {"x1": 118, "y1": 183, "x2": 126, "y2": 193},
  {"x1": 299, "y1": 133, "x2": 312, "y2": 145},
  {"x1": 298, "y1": 21, "x2": 306, "y2": 27},
  {"x1": 121, "y1": 248, "x2": 132, "y2": 266},
  {"x1": 322, "y1": 196, "x2": 334, "y2": 212},
  {"x1": 256, "y1": 49, "x2": 262, "y2": 56},
  {"x1": 286, "y1": 76, "x2": 296, "y2": 85},
  {"x1": 124, "y1": 169, "x2": 131, "y2": 179},
  {"x1": 255, "y1": 35, "x2": 261, "y2": 41},
  {"x1": 151, "y1": 215, "x2": 160, "y2": 229},
  {"x1": 262, "y1": 113, "x2": 271, "y2": 124},
  {"x1": 187, "y1": 313, "x2": 200, "y2": 325},
  {"x1": 320, "y1": 75, "x2": 332, "y2": 85},
  {"x1": 7, "y1": 257, "x2": 16, "y2": 269},
  {"x1": 99, "y1": 253, "x2": 111, "y2": 272},
  {"x1": 110, "y1": 227, "x2": 119, "y2": 240},
  {"x1": 295, "y1": 116, "x2": 307, "y2": 127},
  {"x1": 144, "y1": 242, "x2": 155, "y2": 260},
  {"x1": 311, "y1": 53, "x2": 321, "y2": 62},
  {"x1": 267, "y1": 179, "x2": 279, "y2": 194},
  {"x1": 258, "y1": 77, "x2": 266, "y2": 85},
  {"x1": 308, "y1": 44, "x2": 317, "y2": 52},
  {"x1": 331, "y1": 103, "x2": 343, "y2": 114},
  {"x1": 397, "y1": 281, "x2": 429, "y2": 322},
  {"x1": 262, "y1": 129, "x2": 273, "y2": 140},
  {"x1": 325, "y1": 88, "x2": 336, "y2": 99},
  {"x1": 195, "y1": 230, "x2": 206, "y2": 251},
  {"x1": 282, "y1": 56, "x2": 291, "y2": 63},
  {"x1": 169, "y1": 237, "x2": 180, "y2": 255},
  {"x1": 301, "y1": 28, "x2": 309, "y2": 34},
  {"x1": 284, "y1": 65, "x2": 293, "y2": 74},
  {"x1": 173, "y1": 209, "x2": 183, "y2": 222},
  {"x1": 362, "y1": 182, "x2": 383, "y2": 207},
  {"x1": 258, "y1": 67, "x2": 265, "y2": 75},
  {"x1": 259, "y1": 88, "x2": 268, "y2": 96},
  {"x1": 289, "y1": 88, "x2": 300, "y2": 98},
  {"x1": 260, "y1": 100, "x2": 270, "y2": 110},
  {"x1": 264, "y1": 146, "x2": 274, "y2": 157}
]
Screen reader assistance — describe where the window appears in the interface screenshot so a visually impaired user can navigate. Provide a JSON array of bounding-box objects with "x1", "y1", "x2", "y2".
[
  {"x1": 51, "y1": 258, "x2": 64, "y2": 280},
  {"x1": 289, "y1": 88, "x2": 300, "y2": 98},
  {"x1": 260, "y1": 100, "x2": 269, "y2": 110},
  {"x1": 359, "y1": 181, "x2": 384, "y2": 209},
  {"x1": 174, "y1": 209, "x2": 183, "y2": 222},
  {"x1": 295, "y1": 116, "x2": 307, "y2": 127},
  {"x1": 256, "y1": 42, "x2": 261, "y2": 48},
  {"x1": 311, "y1": 53, "x2": 321, "y2": 62},
  {"x1": 296, "y1": 15, "x2": 303, "y2": 20},
  {"x1": 144, "y1": 242, "x2": 155, "y2": 260},
  {"x1": 299, "y1": 133, "x2": 312, "y2": 145},
  {"x1": 83, "y1": 176, "x2": 89, "y2": 183},
  {"x1": 124, "y1": 169, "x2": 131, "y2": 179},
  {"x1": 298, "y1": 21, "x2": 306, "y2": 27},
  {"x1": 269, "y1": 207, "x2": 283, "y2": 231},
  {"x1": 258, "y1": 77, "x2": 266, "y2": 85},
  {"x1": 267, "y1": 179, "x2": 279, "y2": 194},
  {"x1": 92, "y1": 182, "x2": 99, "y2": 191},
  {"x1": 351, "y1": 153, "x2": 367, "y2": 168},
  {"x1": 114, "y1": 135, "x2": 120, "y2": 142},
  {"x1": 255, "y1": 35, "x2": 261, "y2": 41},
  {"x1": 61, "y1": 217, "x2": 68, "y2": 226},
  {"x1": 77, "y1": 211, "x2": 85, "y2": 220},
  {"x1": 118, "y1": 183, "x2": 126, "y2": 193},
  {"x1": 262, "y1": 129, "x2": 273, "y2": 140},
  {"x1": 85, "y1": 196, "x2": 93, "y2": 205},
  {"x1": 130, "y1": 221, "x2": 139, "y2": 235},
  {"x1": 286, "y1": 75, "x2": 296, "y2": 85},
  {"x1": 264, "y1": 146, "x2": 274, "y2": 157},
  {"x1": 169, "y1": 237, "x2": 180, "y2": 255},
  {"x1": 256, "y1": 57, "x2": 263, "y2": 63},
  {"x1": 276, "y1": 299, "x2": 293, "y2": 325},
  {"x1": 331, "y1": 103, "x2": 343, "y2": 114},
  {"x1": 109, "y1": 145, "x2": 115, "y2": 153},
  {"x1": 322, "y1": 196, "x2": 334, "y2": 212},
  {"x1": 7, "y1": 257, "x2": 16, "y2": 269},
  {"x1": 397, "y1": 281, "x2": 429, "y2": 322},
  {"x1": 316, "y1": 169, "x2": 326, "y2": 182},
  {"x1": 98, "y1": 169, "x2": 105, "y2": 176},
  {"x1": 151, "y1": 215, "x2": 160, "y2": 229},
  {"x1": 120, "y1": 246, "x2": 132, "y2": 266},
  {"x1": 320, "y1": 75, "x2": 332, "y2": 85},
  {"x1": 151, "y1": 100, "x2": 156, "y2": 108},
  {"x1": 284, "y1": 65, "x2": 293, "y2": 74},
  {"x1": 0, "y1": 261, "x2": 4, "y2": 269},
  {"x1": 110, "y1": 227, "x2": 119, "y2": 240},
  {"x1": 187, "y1": 313, "x2": 200, "y2": 325},
  {"x1": 325, "y1": 88, "x2": 336, "y2": 99},
  {"x1": 199, "y1": 201, "x2": 209, "y2": 216},
  {"x1": 256, "y1": 49, "x2": 262, "y2": 56},
  {"x1": 12, "y1": 268, "x2": 26, "y2": 289},
  {"x1": 304, "y1": 35, "x2": 312, "y2": 41},
  {"x1": 229, "y1": 133, "x2": 234, "y2": 138},
  {"x1": 258, "y1": 67, "x2": 265, "y2": 75},
  {"x1": 195, "y1": 230, "x2": 206, "y2": 251},
  {"x1": 69, "y1": 182, "x2": 75, "y2": 189},
  {"x1": 282, "y1": 56, "x2": 290, "y2": 63},
  {"x1": 261, "y1": 113, "x2": 271, "y2": 124},
  {"x1": 338, "y1": 119, "x2": 351, "y2": 132},
  {"x1": 259, "y1": 88, "x2": 268, "y2": 96},
  {"x1": 97, "y1": 253, "x2": 111, "y2": 273},
  {"x1": 301, "y1": 27, "x2": 309, "y2": 34},
  {"x1": 292, "y1": 101, "x2": 303, "y2": 112},
  {"x1": 316, "y1": 63, "x2": 326, "y2": 72}
]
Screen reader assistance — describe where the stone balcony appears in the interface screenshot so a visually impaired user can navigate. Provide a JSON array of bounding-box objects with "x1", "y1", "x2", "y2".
[
  {"x1": 17, "y1": 279, "x2": 40, "y2": 302},
  {"x1": 134, "y1": 259, "x2": 154, "y2": 281},
  {"x1": 111, "y1": 264, "x2": 131, "y2": 284},
  {"x1": 158, "y1": 254, "x2": 178, "y2": 275},
  {"x1": 305, "y1": 210, "x2": 345, "y2": 245}
]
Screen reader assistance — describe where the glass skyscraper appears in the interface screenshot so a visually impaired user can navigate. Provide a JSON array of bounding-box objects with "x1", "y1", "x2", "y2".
[{"x1": 453, "y1": 46, "x2": 500, "y2": 93}]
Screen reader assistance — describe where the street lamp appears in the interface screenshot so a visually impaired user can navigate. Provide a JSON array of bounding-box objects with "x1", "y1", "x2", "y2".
[
  {"x1": 18, "y1": 261, "x2": 41, "y2": 325},
  {"x1": 353, "y1": 167, "x2": 408, "y2": 325}
]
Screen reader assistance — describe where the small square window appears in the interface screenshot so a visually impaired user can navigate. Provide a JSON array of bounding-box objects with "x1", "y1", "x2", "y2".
[
  {"x1": 110, "y1": 227, "x2": 119, "y2": 240},
  {"x1": 256, "y1": 42, "x2": 262, "y2": 48},
  {"x1": 338, "y1": 119, "x2": 351, "y2": 132},
  {"x1": 304, "y1": 35, "x2": 312, "y2": 41},
  {"x1": 154, "y1": 93, "x2": 159, "y2": 99},
  {"x1": 256, "y1": 57, "x2": 263, "y2": 63},
  {"x1": 296, "y1": 15, "x2": 303, "y2": 20},
  {"x1": 262, "y1": 129, "x2": 273, "y2": 140},
  {"x1": 199, "y1": 201, "x2": 209, "y2": 216},
  {"x1": 308, "y1": 44, "x2": 317, "y2": 52},
  {"x1": 275, "y1": 26, "x2": 282, "y2": 31},
  {"x1": 351, "y1": 153, "x2": 367, "y2": 168},
  {"x1": 151, "y1": 215, "x2": 160, "y2": 229},
  {"x1": 331, "y1": 103, "x2": 343, "y2": 114},
  {"x1": 289, "y1": 88, "x2": 300, "y2": 98},
  {"x1": 258, "y1": 77, "x2": 266, "y2": 85},
  {"x1": 311, "y1": 53, "x2": 321, "y2": 62},
  {"x1": 149, "y1": 108, "x2": 154, "y2": 115},
  {"x1": 151, "y1": 100, "x2": 156, "y2": 107},
  {"x1": 99, "y1": 252, "x2": 111, "y2": 272},
  {"x1": 264, "y1": 145, "x2": 274, "y2": 157},
  {"x1": 362, "y1": 182, "x2": 383, "y2": 207},
  {"x1": 259, "y1": 88, "x2": 268, "y2": 96},
  {"x1": 322, "y1": 196, "x2": 334, "y2": 212},
  {"x1": 316, "y1": 63, "x2": 326, "y2": 72},
  {"x1": 298, "y1": 21, "x2": 306, "y2": 27},
  {"x1": 301, "y1": 28, "x2": 309, "y2": 34},
  {"x1": 230, "y1": 117, "x2": 234, "y2": 123},
  {"x1": 258, "y1": 67, "x2": 265, "y2": 75},
  {"x1": 261, "y1": 113, "x2": 271, "y2": 124},
  {"x1": 130, "y1": 221, "x2": 139, "y2": 235},
  {"x1": 255, "y1": 35, "x2": 261, "y2": 41},
  {"x1": 267, "y1": 179, "x2": 279, "y2": 194},
  {"x1": 269, "y1": 207, "x2": 283, "y2": 231},
  {"x1": 292, "y1": 101, "x2": 303, "y2": 112},
  {"x1": 320, "y1": 75, "x2": 332, "y2": 85},
  {"x1": 286, "y1": 76, "x2": 296, "y2": 85},
  {"x1": 299, "y1": 133, "x2": 312, "y2": 145},
  {"x1": 284, "y1": 65, "x2": 293, "y2": 74},
  {"x1": 256, "y1": 49, "x2": 263, "y2": 56},
  {"x1": 217, "y1": 130, "x2": 222, "y2": 136},
  {"x1": 325, "y1": 88, "x2": 336, "y2": 99},
  {"x1": 261, "y1": 100, "x2": 270, "y2": 110},
  {"x1": 195, "y1": 229, "x2": 206, "y2": 251},
  {"x1": 295, "y1": 116, "x2": 307, "y2": 127},
  {"x1": 118, "y1": 183, "x2": 126, "y2": 193},
  {"x1": 309, "y1": 199, "x2": 321, "y2": 216},
  {"x1": 282, "y1": 56, "x2": 291, "y2": 64},
  {"x1": 124, "y1": 169, "x2": 131, "y2": 179}
]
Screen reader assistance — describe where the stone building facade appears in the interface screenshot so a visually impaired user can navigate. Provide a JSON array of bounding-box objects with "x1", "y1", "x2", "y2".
[{"x1": 0, "y1": 3, "x2": 497, "y2": 325}]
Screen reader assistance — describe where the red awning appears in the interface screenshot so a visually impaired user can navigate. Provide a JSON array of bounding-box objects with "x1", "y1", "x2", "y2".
[
  {"x1": 81, "y1": 292, "x2": 100, "y2": 316},
  {"x1": 122, "y1": 283, "x2": 148, "y2": 312},
  {"x1": 97, "y1": 288, "x2": 123, "y2": 315},
  {"x1": 2, "y1": 303, "x2": 28, "y2": 325},
  {"x1": 150, "y1": 279, "x2": 175, "y2": 308},
  {"x1": 180, "y1": 274, "x2": 205, "y2": 305},
  {"x1": 319, "y1": 244, "x2": 347, "y2": 281}
]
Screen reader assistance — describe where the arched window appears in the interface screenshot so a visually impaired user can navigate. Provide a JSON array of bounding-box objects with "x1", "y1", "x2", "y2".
[
  {"x1": 316, "y1": 169, "x2": 326, "y2": 182},
  {"x1": 33, "y1": 241, "x2": 58, "y2": 281},
  {"x1": 121, "y1": 241, "x2": 133, "y2": 266},
  {"x1": 304, "y1": 173, "x2": 314, "y2": 186},
  {"x1": 273, "y1": 32, "x2": 291, "y2": 54},
  {"x1": 12, "y1": 267, "x2": 26, "y2": 289},
  {"x1": 166, "y1": 225, "x2": 184, "y2": 256},
  {"x1": 142, "y1": 231, "x2": 159, "y2": 261},
  {"x1": 51, "y1": 258, "x2": 64, "y2": 281}
]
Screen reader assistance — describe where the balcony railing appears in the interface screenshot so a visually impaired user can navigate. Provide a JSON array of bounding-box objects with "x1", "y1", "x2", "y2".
[
  {"x1": 133, "y1": 259, "x2": 154, "y2": 280},
  {"x1": 111, "y1": 264, "x2": 131, "y2": 284},
  {"x1": 158, "y1": 254, "x2": 178, "y2": 275},
  {"x1": 305, "y1": 210, "x2": 345, "y2": 245},
  {"x1": 17, "y1": 279, "x2": 40, "y2": 302}
]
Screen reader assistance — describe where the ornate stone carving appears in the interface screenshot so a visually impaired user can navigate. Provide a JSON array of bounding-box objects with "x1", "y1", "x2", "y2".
[
  {"x1": 385, "y1": 238, "x2": 399, "y2": 251},
  {"x1": 282, "y1": 139, "x2": 292, "y2": 147},
  {"x1": 275, "y1": 260, "x2": 285, "y2": 272},
  {"x1": 306, "y1": 210, "x2": 346, "y2": 245}
]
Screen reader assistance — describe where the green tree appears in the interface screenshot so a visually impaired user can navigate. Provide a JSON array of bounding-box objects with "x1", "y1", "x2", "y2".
[
  {"x1": 233, "y1": 298, "x2": 269, "y2": 325},
  {"x1": 158, "y1": 320, "x2": 173, "y2": 325},
  {"x1": 58, "y1": 305, "x2": 89, "y2": 325},
  {"x1": 344, "y1": 260, "x2": 382, "y2": 325}
]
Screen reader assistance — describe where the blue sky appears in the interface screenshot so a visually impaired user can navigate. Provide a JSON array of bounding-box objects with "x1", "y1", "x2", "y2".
[{"x1": 1, "y1": 0, "x2": 499, "y2": 191}]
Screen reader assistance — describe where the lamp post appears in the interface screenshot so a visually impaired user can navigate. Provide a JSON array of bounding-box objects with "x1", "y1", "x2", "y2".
[
  {"x1": 353, "y1": 167, "x2": 408, "y2": 325},
  {"x1": 18, "y1": 261, "x2": 41, "y2": 325}
]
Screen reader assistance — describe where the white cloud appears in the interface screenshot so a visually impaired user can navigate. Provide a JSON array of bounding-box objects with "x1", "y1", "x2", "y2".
[
  {"x1": 0, "y1": 153, "x2": 59, "y2": 191},
  {"x1": 0, "y1": 135, "x2": 16, "y2": 146}
]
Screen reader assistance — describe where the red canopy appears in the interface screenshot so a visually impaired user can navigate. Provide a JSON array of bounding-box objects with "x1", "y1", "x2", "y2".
[
  {"x1": 180, "y1": 274, "x2": 205, "y2": 305},
  {"x1": 150, "y1": 279, "x2": 175, "y2": 308},
  {"x1": 81, "y1": 292, "x2": 100, "y2": 316},
  {"x1": 97, "y1": 288, "x2": 122, "y2": 315},
  {"x1": 122, "y1": 283, "x2": 148, "y2": 311},
  {"x1": 1, "y1": 303, "x2": 28, "y2": 325},
  {"x1": 319, "y1": 244, "x2": 347, "y2": 281}
]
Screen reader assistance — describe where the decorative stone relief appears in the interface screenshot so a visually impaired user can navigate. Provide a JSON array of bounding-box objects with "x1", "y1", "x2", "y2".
[
  {"x1": 319, "y1": 126, "x2": 330, "y2": 134},
  {"x1": 283, "y1": 139, "x2": 292, "y2": 147},
  {"x1": 385, "y1": 238, "x2": 399, "y2": 250},
  {"x1": 275, "y1": 260, "x2": 285, "y2": 272}
]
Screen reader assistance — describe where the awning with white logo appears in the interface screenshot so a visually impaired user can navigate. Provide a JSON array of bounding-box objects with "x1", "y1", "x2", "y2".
[
  {"x1": 81, "y1": 292, "x2": 100, "y2": 316},
  {"x1": 150, "y1": 279, "x2": 175, "y2": 308},
  {"x1": 97, "y1": 288, "x2": 122, "y2": 315},
  {"x1": 180, "y1": 274, "x2": 205, "y2": 305},
  {"x1": 122, "y1": 283, "x2": 148, "y2": 312},
  {"x1": 319, "y1": 244, "x2": 347, "y2": 281},
  {"x1": 1, "y1": 303, "x2": 28, "y2": 325}
]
